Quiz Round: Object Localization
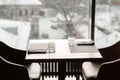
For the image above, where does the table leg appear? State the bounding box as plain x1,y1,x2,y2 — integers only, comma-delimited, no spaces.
58,62,66,80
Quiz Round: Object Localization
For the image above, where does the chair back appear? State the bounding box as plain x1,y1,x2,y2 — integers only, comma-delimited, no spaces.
99,41,120,61
0,41,26,65
97,59,120,80
0,56,30,80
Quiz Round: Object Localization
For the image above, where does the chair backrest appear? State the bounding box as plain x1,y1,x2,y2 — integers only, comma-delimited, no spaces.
97,59,120,80
0,56,30,80
99,40,120,61
0,41,26,65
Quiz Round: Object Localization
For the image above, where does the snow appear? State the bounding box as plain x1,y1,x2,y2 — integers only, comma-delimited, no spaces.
77,24,89,39
95,31,120,48
0,19,31,50
95,12,111,28
0,0,42,5
56,13,70,21
0,27,18,47
39,18,66,39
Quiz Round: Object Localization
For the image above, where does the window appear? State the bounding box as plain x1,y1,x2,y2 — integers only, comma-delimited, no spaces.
25,10,28,16
95,0,120,48
19,10,22,16
31,10,34,15
0,0,96,49
31,0,94,40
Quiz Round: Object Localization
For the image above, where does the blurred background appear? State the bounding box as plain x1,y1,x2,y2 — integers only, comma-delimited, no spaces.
0,0,120,50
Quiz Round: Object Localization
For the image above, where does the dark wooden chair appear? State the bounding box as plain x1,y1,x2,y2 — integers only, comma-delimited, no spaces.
0,41,26,65
99,40,120,62
0,56,30,80
82,40,120,80
0,41,41,80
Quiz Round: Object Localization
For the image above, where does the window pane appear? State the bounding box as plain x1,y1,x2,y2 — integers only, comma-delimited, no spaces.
95,0,120,48
0,5,31,50
31,0,92,39
0,0,93,49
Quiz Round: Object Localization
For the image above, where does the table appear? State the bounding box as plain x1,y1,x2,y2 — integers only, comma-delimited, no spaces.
26,39,102,80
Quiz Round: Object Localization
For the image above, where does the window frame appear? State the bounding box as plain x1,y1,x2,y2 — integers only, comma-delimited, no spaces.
75,0,96,44
91,0,96,41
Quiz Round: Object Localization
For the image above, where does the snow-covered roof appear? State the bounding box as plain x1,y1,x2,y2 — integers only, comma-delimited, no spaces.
0,0,43,5
0,19,31,50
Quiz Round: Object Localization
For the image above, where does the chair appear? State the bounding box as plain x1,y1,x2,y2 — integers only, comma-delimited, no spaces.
97,59,120,80
0,41,41,80
82,40,120,80
0,56,30,80
82,58,120,80
0,41,26,65
99,40,120,62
